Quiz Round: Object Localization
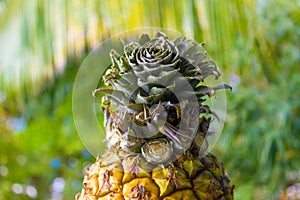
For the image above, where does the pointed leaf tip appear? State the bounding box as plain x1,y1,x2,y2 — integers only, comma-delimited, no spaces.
138,34,151,45
155,31,167,38
92,88,101,97
92,88,114,97
119,38,127,46
213,84,232,91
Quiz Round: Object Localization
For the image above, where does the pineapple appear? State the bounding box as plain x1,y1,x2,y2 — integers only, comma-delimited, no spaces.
76,32,234,200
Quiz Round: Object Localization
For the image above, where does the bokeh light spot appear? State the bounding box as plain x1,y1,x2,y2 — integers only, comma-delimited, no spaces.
12,183,23,194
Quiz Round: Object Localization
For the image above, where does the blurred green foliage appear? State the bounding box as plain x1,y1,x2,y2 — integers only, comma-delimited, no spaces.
0,0,299,199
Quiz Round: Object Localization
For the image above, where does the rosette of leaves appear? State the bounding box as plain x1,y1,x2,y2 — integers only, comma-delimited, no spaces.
99,32,230,157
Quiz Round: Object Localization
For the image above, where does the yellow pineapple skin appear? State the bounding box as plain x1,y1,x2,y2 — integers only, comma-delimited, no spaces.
76,152,234,200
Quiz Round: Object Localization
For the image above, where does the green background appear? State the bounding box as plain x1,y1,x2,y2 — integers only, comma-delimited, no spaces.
0,0,299,199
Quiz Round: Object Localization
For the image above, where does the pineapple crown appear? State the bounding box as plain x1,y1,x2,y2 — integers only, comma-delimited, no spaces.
94,31,231,165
